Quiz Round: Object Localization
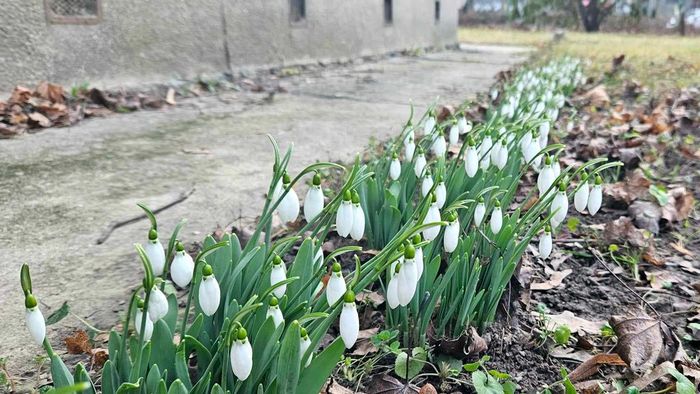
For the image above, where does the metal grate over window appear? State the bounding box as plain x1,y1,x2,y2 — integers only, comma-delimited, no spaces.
45,0,102,24
290,0,306,23
384,0,393,25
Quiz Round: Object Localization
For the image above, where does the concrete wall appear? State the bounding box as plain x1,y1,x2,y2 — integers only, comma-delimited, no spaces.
0,0,459,90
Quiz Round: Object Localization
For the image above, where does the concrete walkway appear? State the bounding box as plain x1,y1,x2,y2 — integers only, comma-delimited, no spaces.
0,44,526,387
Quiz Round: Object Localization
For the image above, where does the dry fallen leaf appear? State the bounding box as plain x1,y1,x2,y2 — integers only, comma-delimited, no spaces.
367,374,418,394
568,353,627,382
583,85,611,108
65,330,92,354
537,311,606,335
604,169,650,205
467,326,488,355
660,187,695,223
530,268,572,291
325,378,355,394
356,291,385,306
603,216,650,248
165,88,176,105
91,347,109,368
611,314,677,372
418,383,438,394
351,327,379,356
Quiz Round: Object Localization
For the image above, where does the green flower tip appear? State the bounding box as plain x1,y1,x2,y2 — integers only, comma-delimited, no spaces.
398,243,405,253
412,233,421,245
430,193,437,204
136,298,145,309
343,190,352,201
391,152,398,159
436,175,443,183
494,199,501,208
312,173,321,186
467,136,476,146
545,224,552,233
447,210,458,222
176,241,185,252
343,290,356,303
404,244,416,259
351,190,360,204
394,262,402,274
300,327,308,338
273,255,283,266
558,182,567,192
237,327,248,341
202,263,213,277
283,172,291,185
581,171,589,181
595,175,603,185
269,296,279,307
544,155,552,166
148,228,158,241
25,294,37,309
501,139,507,146
417,146,424,154
332,262,342,273
478,196,485,203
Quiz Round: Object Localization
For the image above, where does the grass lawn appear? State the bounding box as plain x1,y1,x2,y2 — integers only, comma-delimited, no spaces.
459,27,700,90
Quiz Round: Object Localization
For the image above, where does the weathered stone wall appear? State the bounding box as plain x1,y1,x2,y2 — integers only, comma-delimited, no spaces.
0,0,458,90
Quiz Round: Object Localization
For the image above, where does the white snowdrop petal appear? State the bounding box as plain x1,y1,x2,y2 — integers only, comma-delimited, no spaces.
474,203,486,227
387,274,400,309
230,340,253,381
436,182,446,209
551,191,569,228
350,204,365,241
134,310,153,341
539,232,553,259
389,159,401,181
278,187,300,223
414,155,427,177
431,135,446,157
326,274,346,305
304,186,324,222
336,201,354,237
414,247,424,279
465,148,478,177
198,276,221,316
490,208,502,234
537,167,554,197
26,308,46,346
148,287,169,322
449,125,459,145
300,336,312,367
421,176,434,197
422,204,441,241
171,251,194,288
145,239,166,277
444,220,460,253
340,303,359,349
270,264,287,298
405,141,415,160
574,183,590,213
267,306,284,327
458,117,467,133
423,117,436,134
397,258,418,306
588,185,602,215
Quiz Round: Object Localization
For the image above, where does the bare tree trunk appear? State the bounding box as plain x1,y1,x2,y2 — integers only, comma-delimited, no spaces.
577,0,615,32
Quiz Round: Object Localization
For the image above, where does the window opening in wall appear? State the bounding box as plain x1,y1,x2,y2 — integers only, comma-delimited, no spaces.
384,0,393,25
290,0,306,23
45,0,102,24
434,1,441,22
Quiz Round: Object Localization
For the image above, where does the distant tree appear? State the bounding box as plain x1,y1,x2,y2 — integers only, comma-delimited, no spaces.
576,0,617,31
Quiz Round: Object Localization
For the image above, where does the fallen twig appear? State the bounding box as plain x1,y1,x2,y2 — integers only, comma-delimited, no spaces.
96,186,195,244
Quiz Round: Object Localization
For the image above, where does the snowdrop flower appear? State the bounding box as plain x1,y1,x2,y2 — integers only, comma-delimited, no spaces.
304,173,324,222
412,234,424,279
435,176,446,208
538,122,550,149
278,173,299,223
230,327,253,381
145,229,166,276
474,197,486,227
490,200,503,235
423,113,436,134
270,255,287,298
171,242,194,288
537,156,556,197
326,262,346,305
421,171,434,197
494,139,508,170
552,158,561,178
350,191,365,241
431,131,446,157
538,225,553,259
389,244,404,276
404,136,416,160
491,89,499,101
551,182,569,228
389,152,401,181
271,177,283,203
587,175,603,216
414,147,427,177
24,294,46,346
300,327,313,367
464,137,479,177
443,211,460,253
313,238,324,269
340,291,359,349
397,244,418,306
134,299,153,341
386,263,400,310
148,286,169,322
422,193,442,241
460,117,473,134
266,296,284,327
480,135,493,170
336,190,354,238
198,264,220,316
574,173,590,213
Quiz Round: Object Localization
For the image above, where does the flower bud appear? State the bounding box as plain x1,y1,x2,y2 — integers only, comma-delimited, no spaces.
266,296,284,327
444,213,460,253
300,327,312,367
539,225,553,259
270,255,287,298
326,262,346,305
148,286,169,322
339,292,359,349
574,175,590,213
171,244,194,288
422,196,441,241
389,155,401,181
474,198,486,227
134,305,153,341
588,175,603,215
230,328,253,381
435,180,446,209
25,294,46,346
145,231,166,277
336,194,354,238
278,178,300,223
414,151,427,178
304,174,324,222
490,203,503,235
199,265,221,316
449,124,459,145
421,172,434,197
350,193,365,241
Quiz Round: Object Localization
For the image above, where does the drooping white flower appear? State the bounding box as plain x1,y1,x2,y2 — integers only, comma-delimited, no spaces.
350,191,365,241
538,226,553,259
134,304,153,341
431,132,446,157
421,172,434,197
230,328,253,381
145,229,166,276
389,153,401,181
435,179,446,209
464,138,479,177
480,135,493,170
339,291,359,348
449,124,459,145
266,297,284,327
551,182,569,228
413,234,424,279
474,198,486,227
24,295,45,346
574,175,590,213
336,191,354,237
171,242,194,288
304,173,324,222
148,286,169,322
198,264,221,316
414,149,427,177
491,89,499,101
537,156,556,197
271,178,283,203
422,194,442,241
404,137,416,160
538,123,550,149
588,175,603,216
552,159,561,178
443,212,460,253
300,328,313,367
278,174,300,223
495,139,508,170
314,241,324,268
423,115,436,135
326,262,346,305
397,245,418,306
457,116,467,134
386,266,400,310
490,202,503,234
270,255,287,298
